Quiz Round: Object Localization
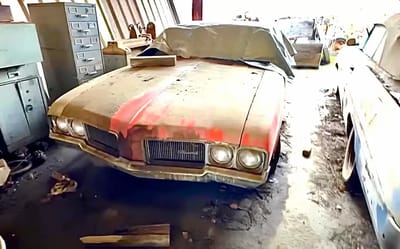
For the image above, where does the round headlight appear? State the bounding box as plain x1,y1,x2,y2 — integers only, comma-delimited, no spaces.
55,117,69,132
238,149,263,169
210,145,233,165
71,120,85,136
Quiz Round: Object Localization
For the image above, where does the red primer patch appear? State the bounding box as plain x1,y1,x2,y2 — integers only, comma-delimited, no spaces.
110,87,166,138
206,128,224,141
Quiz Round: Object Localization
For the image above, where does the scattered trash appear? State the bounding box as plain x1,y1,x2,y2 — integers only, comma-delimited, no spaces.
302,148,312,158
49,171,78,196
335,204,343,212
268,177,278,184
41,172,78,202
81,224,170,247
0,159,11,187
211,218,217,224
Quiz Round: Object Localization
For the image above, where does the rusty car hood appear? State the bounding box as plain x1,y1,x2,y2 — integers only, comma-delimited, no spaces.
49,59,268,145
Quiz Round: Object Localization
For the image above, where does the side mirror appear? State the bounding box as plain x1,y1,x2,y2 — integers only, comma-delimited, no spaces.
346,38,357,46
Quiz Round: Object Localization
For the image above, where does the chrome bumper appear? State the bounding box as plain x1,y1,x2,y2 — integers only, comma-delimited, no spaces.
50,132,268,188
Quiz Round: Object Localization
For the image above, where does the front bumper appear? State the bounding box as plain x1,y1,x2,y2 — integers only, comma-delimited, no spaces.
50,132,268,188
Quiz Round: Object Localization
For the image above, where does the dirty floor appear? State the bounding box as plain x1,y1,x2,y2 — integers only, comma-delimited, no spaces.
0,65,379,249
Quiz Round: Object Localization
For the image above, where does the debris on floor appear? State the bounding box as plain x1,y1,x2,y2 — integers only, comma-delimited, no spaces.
80,224,170,247
49,171,78,196
0,159,10,187
41,171,78,202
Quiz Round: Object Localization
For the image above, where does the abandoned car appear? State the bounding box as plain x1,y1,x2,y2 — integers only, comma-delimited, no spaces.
336,13,400,248
275,16,329,68
48,23,295,188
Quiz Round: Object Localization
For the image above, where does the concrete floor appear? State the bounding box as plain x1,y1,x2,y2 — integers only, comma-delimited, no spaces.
0,66,379,249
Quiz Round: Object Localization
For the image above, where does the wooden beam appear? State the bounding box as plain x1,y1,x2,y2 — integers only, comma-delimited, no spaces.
166,0,180,24
130,55,176,67
97,0,116,40
106,0,128,39
117,0,134,27
149,0,164,28
126,0,144,25
17,0,30,22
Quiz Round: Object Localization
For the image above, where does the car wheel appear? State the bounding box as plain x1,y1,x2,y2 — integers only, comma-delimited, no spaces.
342,129,361,190
268,136,281,176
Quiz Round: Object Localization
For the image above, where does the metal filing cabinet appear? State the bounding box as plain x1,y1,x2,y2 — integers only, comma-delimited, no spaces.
0,23,48,154
28,2,104,103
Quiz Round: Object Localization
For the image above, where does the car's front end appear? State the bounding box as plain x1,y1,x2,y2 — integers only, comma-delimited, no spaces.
49,116,271,188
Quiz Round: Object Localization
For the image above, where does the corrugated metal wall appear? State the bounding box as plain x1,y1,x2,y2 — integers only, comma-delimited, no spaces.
1,0,178,47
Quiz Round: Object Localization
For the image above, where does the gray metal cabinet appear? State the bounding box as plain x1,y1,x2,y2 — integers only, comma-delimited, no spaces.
0,74,48,153
0,23,48,154
28,2,104,103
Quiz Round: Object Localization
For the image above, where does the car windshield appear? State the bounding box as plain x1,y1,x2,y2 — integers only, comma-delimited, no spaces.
141,23,295,77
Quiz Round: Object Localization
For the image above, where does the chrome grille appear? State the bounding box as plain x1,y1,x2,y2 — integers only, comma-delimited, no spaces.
146,140,205,168
86,125,119,157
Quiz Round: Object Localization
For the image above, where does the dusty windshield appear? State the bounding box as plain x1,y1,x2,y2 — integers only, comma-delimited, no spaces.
143,23,295,77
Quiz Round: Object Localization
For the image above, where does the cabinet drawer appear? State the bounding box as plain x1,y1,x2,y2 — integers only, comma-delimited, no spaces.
77,63,103,82
72,36,101,51
66,5,97,21
75,50,103,67
69,21,98,37
0,64,38,84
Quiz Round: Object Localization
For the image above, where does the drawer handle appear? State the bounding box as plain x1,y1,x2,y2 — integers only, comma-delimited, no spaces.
81,44,93,48
83,57,95,62
76,14,89,18
7,71,19,78
86,71,98,76
78,29,91,33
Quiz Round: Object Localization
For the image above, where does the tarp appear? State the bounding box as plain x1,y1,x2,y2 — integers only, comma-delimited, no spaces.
142,23,296,77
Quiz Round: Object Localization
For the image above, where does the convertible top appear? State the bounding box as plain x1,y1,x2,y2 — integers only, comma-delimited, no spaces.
142,23,295,77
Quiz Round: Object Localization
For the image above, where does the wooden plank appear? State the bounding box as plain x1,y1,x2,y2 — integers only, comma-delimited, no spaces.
117,37,151,49
80,234,169,247
130,55,176,67
116,224,170,235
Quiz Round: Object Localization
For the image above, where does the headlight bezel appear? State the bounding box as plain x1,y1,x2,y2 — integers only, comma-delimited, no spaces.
71,120,86,137
236,148,266,171
209,144,234,166
51,116,86,137
55,117,69,133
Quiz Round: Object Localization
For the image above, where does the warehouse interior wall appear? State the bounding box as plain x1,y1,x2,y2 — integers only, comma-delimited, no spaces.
1,0,179,47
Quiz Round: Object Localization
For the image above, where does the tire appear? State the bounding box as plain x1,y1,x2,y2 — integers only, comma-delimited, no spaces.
342,129,361,190
268,136,281,176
